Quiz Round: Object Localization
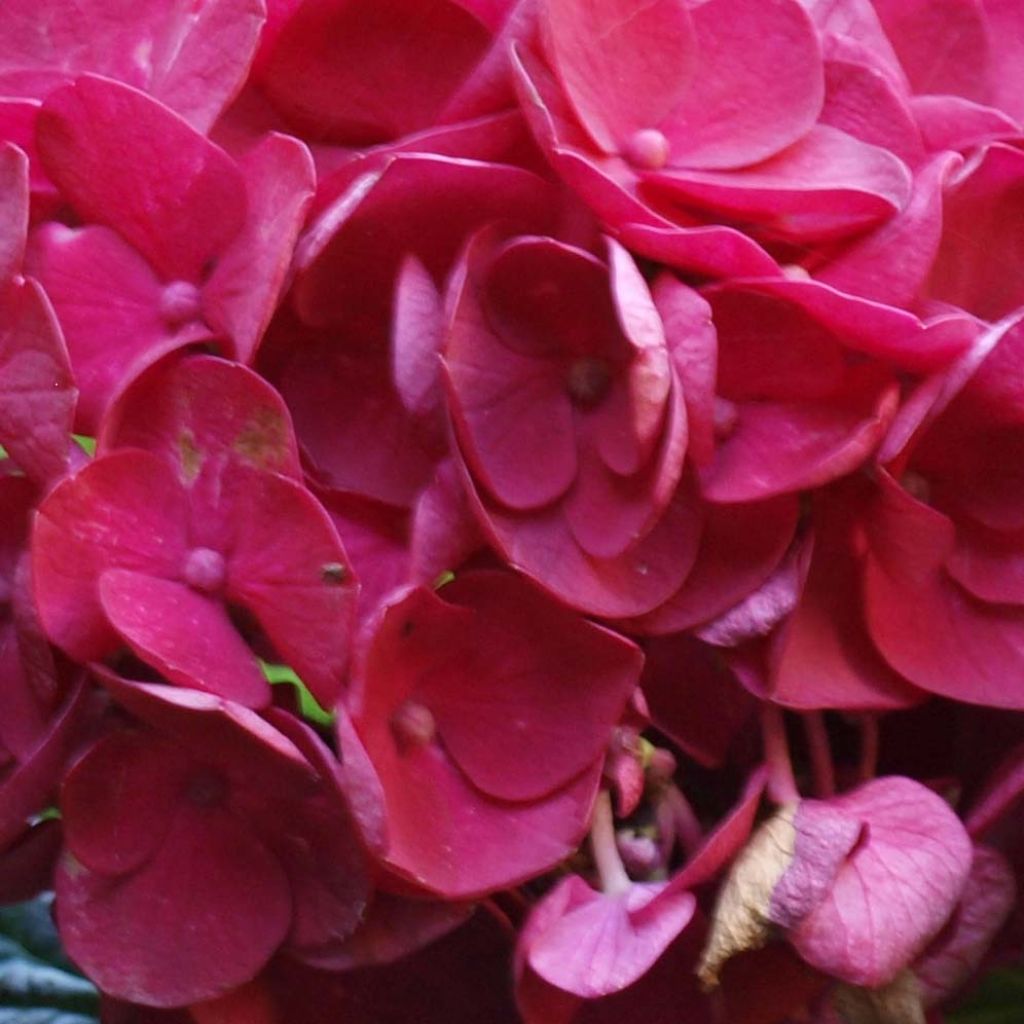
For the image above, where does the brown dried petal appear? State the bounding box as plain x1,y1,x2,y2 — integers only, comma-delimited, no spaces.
697,803,796,988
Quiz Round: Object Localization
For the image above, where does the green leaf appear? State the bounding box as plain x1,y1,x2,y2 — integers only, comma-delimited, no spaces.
949,967,1024,1024
0,895,99,1022
259,660,336,727
71,436,95,458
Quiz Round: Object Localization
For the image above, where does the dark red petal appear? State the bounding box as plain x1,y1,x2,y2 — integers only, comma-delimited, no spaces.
57,807,291,1007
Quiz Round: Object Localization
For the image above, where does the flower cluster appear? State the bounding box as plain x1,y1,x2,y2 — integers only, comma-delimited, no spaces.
2,0,1024,1021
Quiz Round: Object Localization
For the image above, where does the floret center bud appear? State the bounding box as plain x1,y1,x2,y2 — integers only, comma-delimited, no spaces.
567,357,612,408
391,700,437,751
160,280,203,328
625,128,670,170
184,547,227,594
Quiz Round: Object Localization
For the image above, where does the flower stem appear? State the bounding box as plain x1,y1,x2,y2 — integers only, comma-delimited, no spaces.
803,712,835,797
590,790,632,896
761,703,800,804
858,714,879,782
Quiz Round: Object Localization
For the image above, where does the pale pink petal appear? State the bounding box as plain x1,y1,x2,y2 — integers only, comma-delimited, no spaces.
0,143,28,280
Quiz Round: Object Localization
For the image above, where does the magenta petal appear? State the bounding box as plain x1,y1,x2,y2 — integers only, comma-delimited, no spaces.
872,0,990,102
648,125,911,244
864,473,1024,708
392,255,445,418
788,776,973,987
295,154,556,329
915,845,1016,1007
702,373,898,503
0,678,90,850
202,133,315,365
381,743,601,899
61,731,183,876
911,95,1019,153
259,0,491,144
527,876,697,998
26,223,191,433
675,766,767,889
446,283,577,510
37,75,246,281
543,0,696,153
0,142,28,279
225,467,357,709
57,806,291,1007
659,0,822,170
481,473,703,618
145,0,266,132
636,496,798,635
0,276,75,483
770,801,863,929
927,143,1024,321
100,353,301,482
99,571,269,707
640,636,756,770
409,457,483,584
818,152,961,312
32,451,190,662
654,275,717,467
420,573,641,801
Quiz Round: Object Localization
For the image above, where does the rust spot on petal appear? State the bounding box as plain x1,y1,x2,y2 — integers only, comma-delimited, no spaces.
234,408,290,469
179,429,203,484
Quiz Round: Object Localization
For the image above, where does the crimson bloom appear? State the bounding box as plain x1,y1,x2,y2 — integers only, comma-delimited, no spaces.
32,356,356,708
351,571,642,897
57,672,372,1007
28,74,314,430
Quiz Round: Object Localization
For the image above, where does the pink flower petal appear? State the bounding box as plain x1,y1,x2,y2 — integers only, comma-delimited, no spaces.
817,152,963,314
57,805,292,1007
702,370,898,502
100,353,301,482
479,472,703,618
927,142,1024,321
259,0,491,143
771,483,923,710
392,255,445,419
37,75,246,281
872,0,991,102
864,472,1024,708
915,845,1016,1006
527,875,697,998
0,276,75,483
224,466,357,709
647,124,911,244
61,731,184,876
32,450,190,662
640,636,757,770
542,0,696,154
637,495,799,635
658,0,823,170
202,133,315,365
0,142,28,280
98,570,269,707
787,776,973,987
27,223,199,433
